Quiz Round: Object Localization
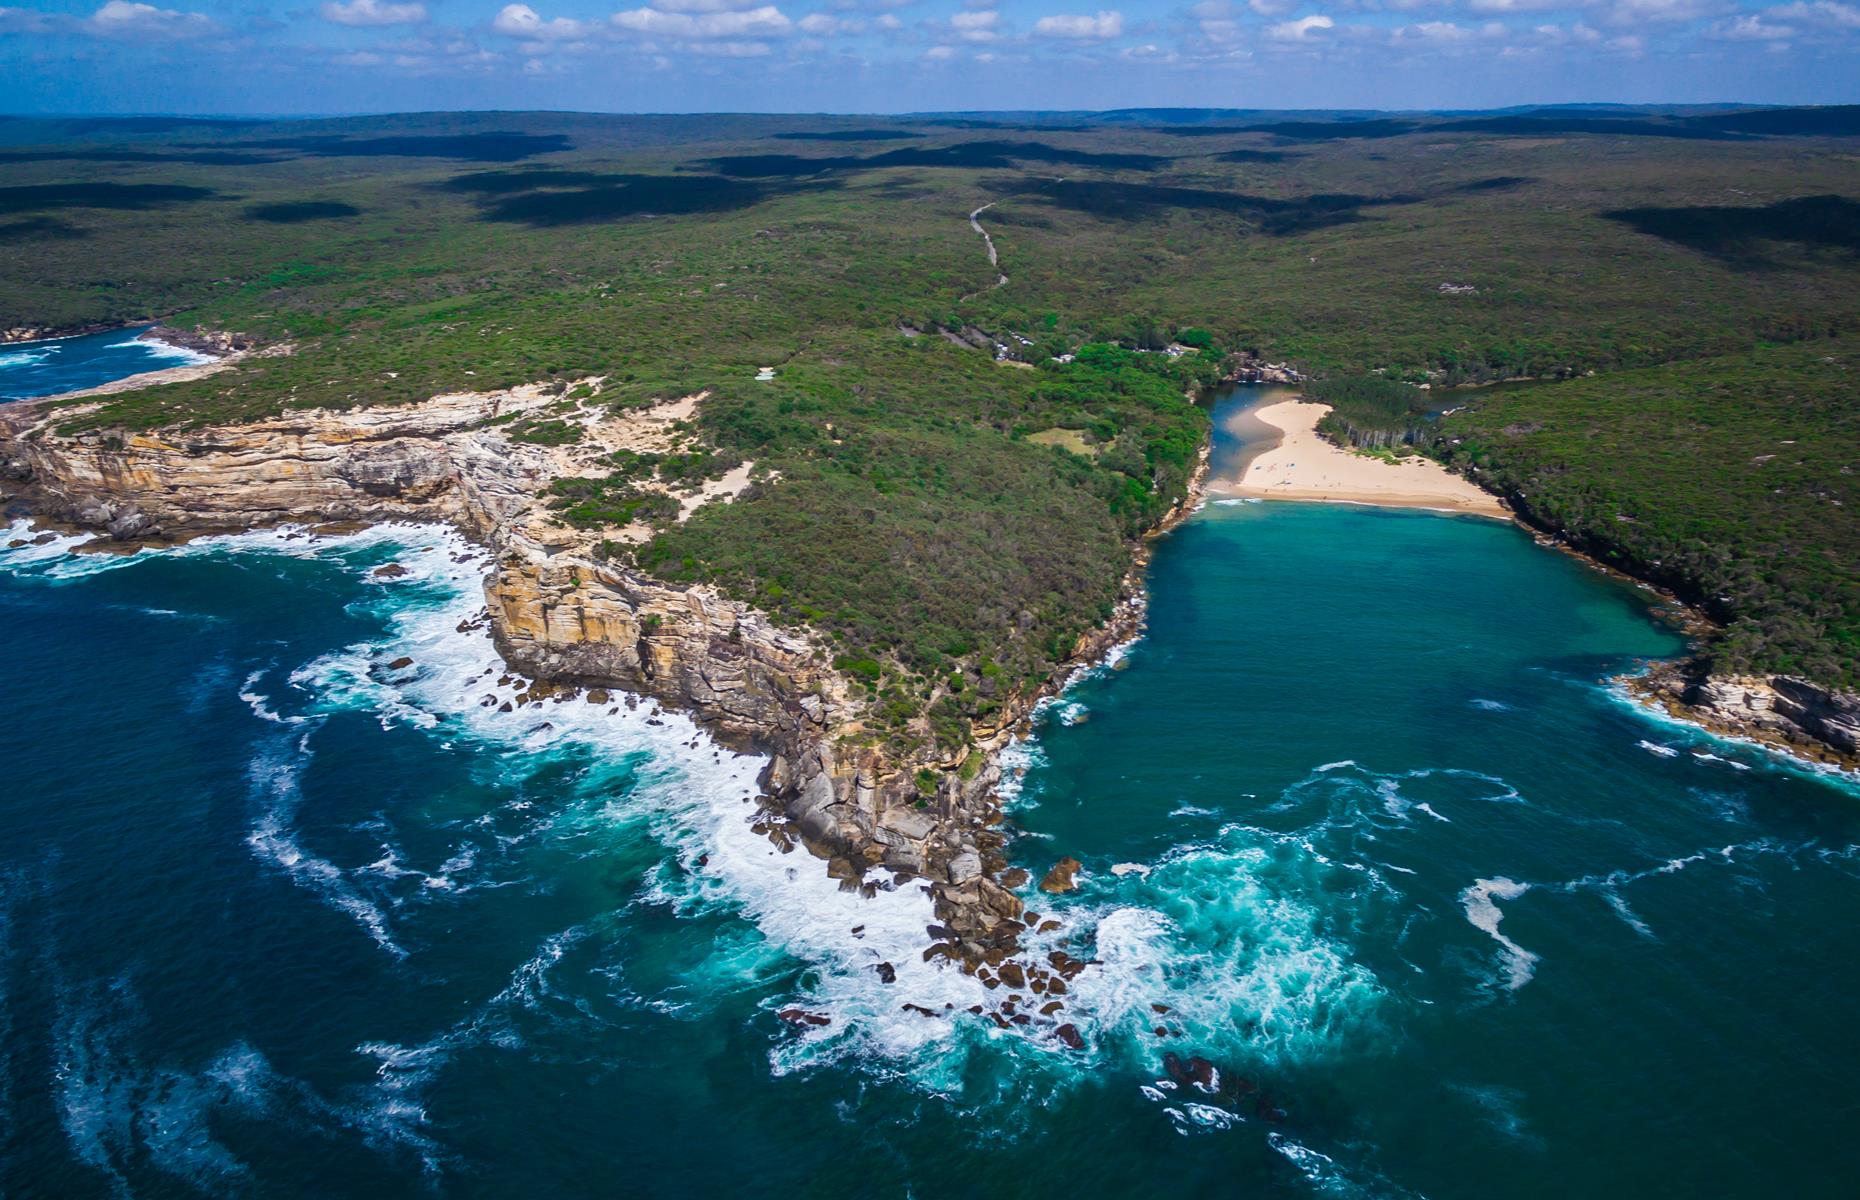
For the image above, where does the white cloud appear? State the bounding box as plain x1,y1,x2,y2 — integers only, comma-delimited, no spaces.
656,0,773,11
1466,0,1585,12
1603,0,1721,23
684,37,775,51
798,10,863,31
924,41,955,55
1265,12,1333,38
320,0,426,26
1032,9,1124,37
492,4,596,38
950,7,1000,39
1767,0,1860,26
1710,11,1793,34
1531,19,1603,40
84,1,218,38
876,12,900,26
1399,18,1477,38
611,4,793,36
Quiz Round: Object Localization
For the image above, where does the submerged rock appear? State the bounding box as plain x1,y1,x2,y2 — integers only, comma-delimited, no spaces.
777,1008,831,1028
1039,856,1083,894
1055,1023,1085,1050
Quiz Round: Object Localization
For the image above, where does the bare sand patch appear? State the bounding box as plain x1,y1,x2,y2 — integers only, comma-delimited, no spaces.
1218,399,1508,519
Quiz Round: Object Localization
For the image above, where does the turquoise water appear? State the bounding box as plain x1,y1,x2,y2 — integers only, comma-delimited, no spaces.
0,327,212,400
1,385,1857,1198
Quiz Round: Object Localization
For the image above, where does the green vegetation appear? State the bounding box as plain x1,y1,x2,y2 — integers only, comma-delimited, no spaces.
2,106,1856,701
1304,376,1436,450
546,477,681,530
1442,342,1858,686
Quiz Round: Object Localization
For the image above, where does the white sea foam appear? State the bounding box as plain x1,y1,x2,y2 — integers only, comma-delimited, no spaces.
177,524,1006,1082
1604,678,1859,792
52,973,443,1187
1459,877,1539,992
1469,698,1513,712
1050,835,1390,1072
108,335,215,366
0,347,53,368
245,732,407,959
1637,739,1680,759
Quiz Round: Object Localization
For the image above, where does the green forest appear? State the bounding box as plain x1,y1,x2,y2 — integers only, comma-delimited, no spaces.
1,106,1855,698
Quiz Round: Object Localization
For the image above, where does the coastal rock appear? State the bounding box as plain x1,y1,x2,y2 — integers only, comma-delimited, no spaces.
777,1008,831,1028
1632,665,1860,768
1039,857,1083,894
0,373,1173,979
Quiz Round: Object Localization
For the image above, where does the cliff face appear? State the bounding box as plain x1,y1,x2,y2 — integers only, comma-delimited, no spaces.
1632,666,1860,771
0,384,1033,959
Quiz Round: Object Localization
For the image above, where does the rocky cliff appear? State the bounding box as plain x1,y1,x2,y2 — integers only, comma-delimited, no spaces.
1630,664,1860,771
0,382,1044,964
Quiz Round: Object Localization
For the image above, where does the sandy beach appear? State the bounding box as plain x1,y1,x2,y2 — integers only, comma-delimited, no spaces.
1218,398,1509,519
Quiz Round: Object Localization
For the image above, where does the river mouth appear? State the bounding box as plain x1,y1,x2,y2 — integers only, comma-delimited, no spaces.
1203,383,1300,485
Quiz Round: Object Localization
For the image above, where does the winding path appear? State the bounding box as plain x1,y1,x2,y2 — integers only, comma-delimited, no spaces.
962,202,1009,300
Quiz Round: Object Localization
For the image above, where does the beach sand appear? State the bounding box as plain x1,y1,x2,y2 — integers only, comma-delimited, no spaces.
1218,398,1509,519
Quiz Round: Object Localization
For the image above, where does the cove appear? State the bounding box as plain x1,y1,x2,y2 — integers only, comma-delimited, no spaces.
0,326,213,401
0,386,1856,1198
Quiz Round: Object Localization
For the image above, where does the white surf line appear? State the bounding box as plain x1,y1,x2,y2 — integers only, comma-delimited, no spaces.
962,203,1009,299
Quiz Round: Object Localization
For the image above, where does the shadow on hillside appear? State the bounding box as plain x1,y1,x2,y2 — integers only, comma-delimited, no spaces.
773,130,925,142
228,132,572,162
245,201,361,223
0,216,86,241
1452,176,1534,192
60,117,258,134
1687,106,1860,137
1438,116,1736,140
441,168,810,225
0,148,284,166
997,177,1408,233
1214,149,1300,163
704,140,1171,177
0,182,218,214
1247,120,1418,141
1603,195,1860,261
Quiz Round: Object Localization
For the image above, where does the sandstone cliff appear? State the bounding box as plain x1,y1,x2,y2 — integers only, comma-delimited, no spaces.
0,382,1037,961
1630,665,1860,772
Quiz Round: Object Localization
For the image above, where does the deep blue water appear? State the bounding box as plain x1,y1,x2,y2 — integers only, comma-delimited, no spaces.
0,327,212,400
1,382,1857,1198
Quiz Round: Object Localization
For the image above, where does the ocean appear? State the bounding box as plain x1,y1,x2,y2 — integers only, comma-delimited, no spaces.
0,328,213,401
2,373,1857,1198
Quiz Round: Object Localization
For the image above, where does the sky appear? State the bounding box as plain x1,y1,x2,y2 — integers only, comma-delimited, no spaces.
0,0,1856,115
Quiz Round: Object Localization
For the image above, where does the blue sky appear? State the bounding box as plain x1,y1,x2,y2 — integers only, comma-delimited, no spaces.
1,0,1856,114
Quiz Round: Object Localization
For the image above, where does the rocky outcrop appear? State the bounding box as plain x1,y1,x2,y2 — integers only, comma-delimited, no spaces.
1221,352,1305,385
0,381,1070,966
1629,664,1860,771
0,385,559,539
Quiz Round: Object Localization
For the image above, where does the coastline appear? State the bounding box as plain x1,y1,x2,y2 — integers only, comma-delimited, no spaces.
1218,398,1510,519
